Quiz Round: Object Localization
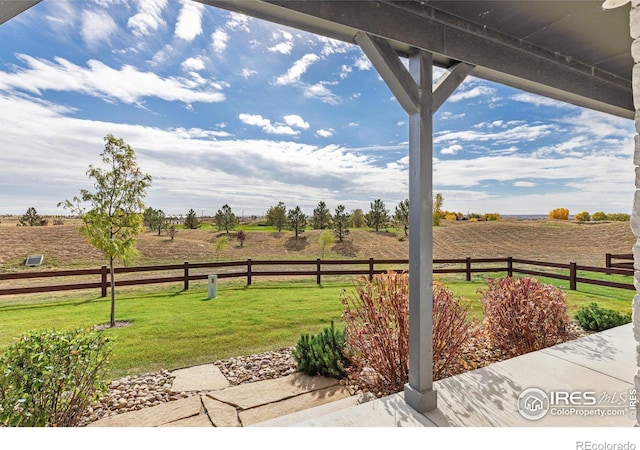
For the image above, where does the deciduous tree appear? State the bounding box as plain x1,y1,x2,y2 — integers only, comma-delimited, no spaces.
350,208,365,228
266,201,287,232
59,134,151,328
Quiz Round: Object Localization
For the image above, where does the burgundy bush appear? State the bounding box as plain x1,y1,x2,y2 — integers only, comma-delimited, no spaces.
479,276,571,357
341,272,475,394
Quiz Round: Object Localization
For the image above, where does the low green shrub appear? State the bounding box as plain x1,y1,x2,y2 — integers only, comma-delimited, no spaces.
575,303,632,332
293,321,348,379
480,277,571,357
0,328,111,427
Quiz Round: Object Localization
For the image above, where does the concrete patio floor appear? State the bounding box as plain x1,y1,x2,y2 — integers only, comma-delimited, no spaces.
257,324,637,427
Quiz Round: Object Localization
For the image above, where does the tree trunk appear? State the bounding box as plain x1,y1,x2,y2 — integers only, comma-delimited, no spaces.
109,255,116,327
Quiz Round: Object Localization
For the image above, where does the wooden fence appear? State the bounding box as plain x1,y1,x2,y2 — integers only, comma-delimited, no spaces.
0,256,635,297
605,253,634,271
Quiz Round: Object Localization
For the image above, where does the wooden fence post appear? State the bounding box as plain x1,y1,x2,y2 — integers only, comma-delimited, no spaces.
570,262,577,290
183,261,189,291
247,258,252,286
507,257,513,278
465,257,471,282
369,257,374,281
605,253,612,275
101,265,108,297
316,258,321,285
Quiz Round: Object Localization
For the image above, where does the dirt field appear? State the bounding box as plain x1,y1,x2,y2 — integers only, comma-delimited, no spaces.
0,218,635,272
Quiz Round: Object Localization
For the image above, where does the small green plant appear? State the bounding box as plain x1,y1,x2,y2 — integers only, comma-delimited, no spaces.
480,277,571,357
575,303,632,332
0,328,111,427
293,321,348,379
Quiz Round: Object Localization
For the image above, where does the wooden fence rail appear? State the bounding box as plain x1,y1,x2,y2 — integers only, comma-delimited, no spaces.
605,253,634,271
0,256,635,297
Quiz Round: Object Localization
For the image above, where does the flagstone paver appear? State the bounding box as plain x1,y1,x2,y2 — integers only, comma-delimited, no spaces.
88,395,203,427
238,385,351,426
202,396,241,427
208,373,339,409
171,364,229,392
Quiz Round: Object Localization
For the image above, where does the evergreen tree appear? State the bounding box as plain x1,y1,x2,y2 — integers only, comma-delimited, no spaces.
287,206,307,239
215,204,239,234
365,199,389,231
266,201,287,232
393,199,409,236
19,207,44,226
333,204,350,242
184,209,200,229
311,201,332,229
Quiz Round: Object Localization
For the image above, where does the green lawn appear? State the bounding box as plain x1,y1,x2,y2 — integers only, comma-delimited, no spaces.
0,274,633,380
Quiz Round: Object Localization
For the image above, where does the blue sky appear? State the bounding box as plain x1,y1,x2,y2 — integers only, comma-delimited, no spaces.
0,0,636,217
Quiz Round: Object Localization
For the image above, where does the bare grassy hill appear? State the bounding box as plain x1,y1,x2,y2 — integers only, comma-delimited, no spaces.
0,218,634,271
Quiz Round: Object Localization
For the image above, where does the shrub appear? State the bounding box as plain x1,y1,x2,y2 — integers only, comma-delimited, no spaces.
574,303,632,332
479,277,571,357
341,272,475,394
444,213,458,221
482,213,502,221
574,211,590,222
548,208,569,220
592,211,607,221
0,328,111,427
607,213,630,221
432,282,477,380
293,321,348,379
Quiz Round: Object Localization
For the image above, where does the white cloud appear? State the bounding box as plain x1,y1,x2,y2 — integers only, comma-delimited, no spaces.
449,85,496,102
81,9,117,46
304,82,340,105
174,0,204,42
268,30,294,54
211,28,228,53
354,55,372,71
513,181,536,187
275,54,320,85
435,123,557,145
284,115,310,129
317,36,353,56
512,92,575,109
241,68,258,78
268,41,294,55
316,128,334,138
0,54,225,105
339,64,352,79
180,57,205,72
128,0,167,36
225,12,250,32
441,144,463,155
238,113,299,135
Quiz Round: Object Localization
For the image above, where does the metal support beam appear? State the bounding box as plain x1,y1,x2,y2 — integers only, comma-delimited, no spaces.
403,49,437,413
355,32,419,114
433,62,475,113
